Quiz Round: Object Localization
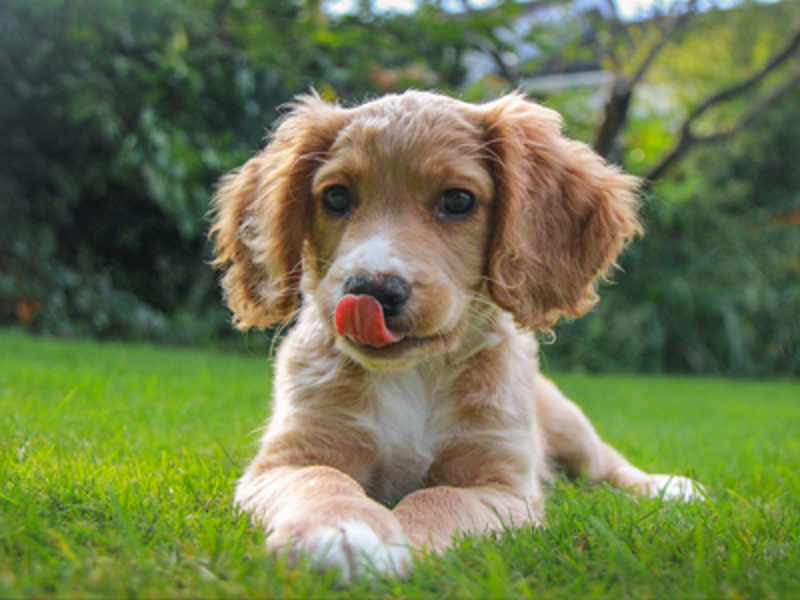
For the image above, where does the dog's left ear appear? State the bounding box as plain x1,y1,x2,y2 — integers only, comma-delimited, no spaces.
479,94,642,330
211,95,350,329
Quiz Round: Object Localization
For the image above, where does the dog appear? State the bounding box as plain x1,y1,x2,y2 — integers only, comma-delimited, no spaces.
211,91,703,579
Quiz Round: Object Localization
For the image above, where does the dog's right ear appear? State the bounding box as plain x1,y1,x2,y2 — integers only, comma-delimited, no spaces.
211,95,350,329
479,94,641,330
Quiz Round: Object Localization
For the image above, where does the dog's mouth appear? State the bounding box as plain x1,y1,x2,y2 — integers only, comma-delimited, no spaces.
332,293,460,366
333,294,445,356
334,295,404,349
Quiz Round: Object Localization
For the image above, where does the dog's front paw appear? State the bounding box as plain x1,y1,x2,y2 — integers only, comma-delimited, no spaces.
646,474,706,502
269,518,412,580
303,520,412,580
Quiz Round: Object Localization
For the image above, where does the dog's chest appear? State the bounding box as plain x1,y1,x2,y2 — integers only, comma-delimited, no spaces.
365,369,451,501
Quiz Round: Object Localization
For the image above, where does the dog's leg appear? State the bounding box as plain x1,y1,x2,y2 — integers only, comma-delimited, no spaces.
535,374,704,501
392,484,540,553
236,465,412,579
391,430,543,552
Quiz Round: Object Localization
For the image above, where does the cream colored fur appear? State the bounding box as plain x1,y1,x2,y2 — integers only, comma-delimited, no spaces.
212,91,703,579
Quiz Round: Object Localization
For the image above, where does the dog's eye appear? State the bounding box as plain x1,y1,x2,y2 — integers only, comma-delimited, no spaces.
438,189,476,218
321,185,352,216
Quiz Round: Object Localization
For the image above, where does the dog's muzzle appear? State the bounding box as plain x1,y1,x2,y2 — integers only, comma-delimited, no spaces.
334,273,410,348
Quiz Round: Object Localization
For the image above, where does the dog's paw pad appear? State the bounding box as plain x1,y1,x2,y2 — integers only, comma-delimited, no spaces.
304,520,412,580
649,474,706,502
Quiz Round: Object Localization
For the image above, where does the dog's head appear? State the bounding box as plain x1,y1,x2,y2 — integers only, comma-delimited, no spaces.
212,91,641,369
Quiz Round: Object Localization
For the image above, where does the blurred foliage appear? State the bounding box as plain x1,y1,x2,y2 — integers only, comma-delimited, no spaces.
538,1,800,376
0,0,281,342
621,1,800,174
0,0,797,374
545,84,800,376
0,0,467,344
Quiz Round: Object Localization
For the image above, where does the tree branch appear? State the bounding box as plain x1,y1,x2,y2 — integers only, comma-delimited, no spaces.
700,67,800,144
645,66,800,181
593,0,697,157
600,0,628,70
681,27,800,133
645,28,800,182
460,0,521,87
630,1,696,88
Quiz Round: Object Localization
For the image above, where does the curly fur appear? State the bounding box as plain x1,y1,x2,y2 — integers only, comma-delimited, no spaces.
211,91,701,579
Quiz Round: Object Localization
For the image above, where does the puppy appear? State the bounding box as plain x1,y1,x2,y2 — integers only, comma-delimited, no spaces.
211,91,702,579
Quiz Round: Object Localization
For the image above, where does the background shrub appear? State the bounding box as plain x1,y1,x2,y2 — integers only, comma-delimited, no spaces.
1,0,797,375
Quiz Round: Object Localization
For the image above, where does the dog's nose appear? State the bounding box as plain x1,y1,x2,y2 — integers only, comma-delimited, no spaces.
343,273,411,317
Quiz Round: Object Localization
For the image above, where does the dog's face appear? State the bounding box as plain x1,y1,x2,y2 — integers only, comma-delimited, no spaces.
212,92,641,370
307,95,496,367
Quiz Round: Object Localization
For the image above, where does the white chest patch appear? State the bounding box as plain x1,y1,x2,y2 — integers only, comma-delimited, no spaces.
366,367,452,500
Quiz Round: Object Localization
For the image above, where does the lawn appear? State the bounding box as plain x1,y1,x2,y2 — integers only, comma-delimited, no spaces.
1,330,798,598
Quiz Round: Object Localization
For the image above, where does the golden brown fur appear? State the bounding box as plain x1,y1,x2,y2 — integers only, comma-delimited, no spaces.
211,91,702,579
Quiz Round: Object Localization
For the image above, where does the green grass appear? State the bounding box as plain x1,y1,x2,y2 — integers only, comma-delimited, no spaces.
1,330,798,598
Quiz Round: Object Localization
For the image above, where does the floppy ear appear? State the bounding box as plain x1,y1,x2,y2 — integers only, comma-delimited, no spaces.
481,94,642,330
211,95,350,329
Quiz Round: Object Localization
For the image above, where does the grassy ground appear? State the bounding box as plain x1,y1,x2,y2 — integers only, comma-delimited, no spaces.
0,330,798,598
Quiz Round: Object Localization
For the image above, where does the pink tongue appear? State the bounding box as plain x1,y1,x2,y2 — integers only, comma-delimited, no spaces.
334,295,403,348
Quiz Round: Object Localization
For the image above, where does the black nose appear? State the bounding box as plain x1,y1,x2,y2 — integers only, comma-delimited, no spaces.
343,273,411,317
